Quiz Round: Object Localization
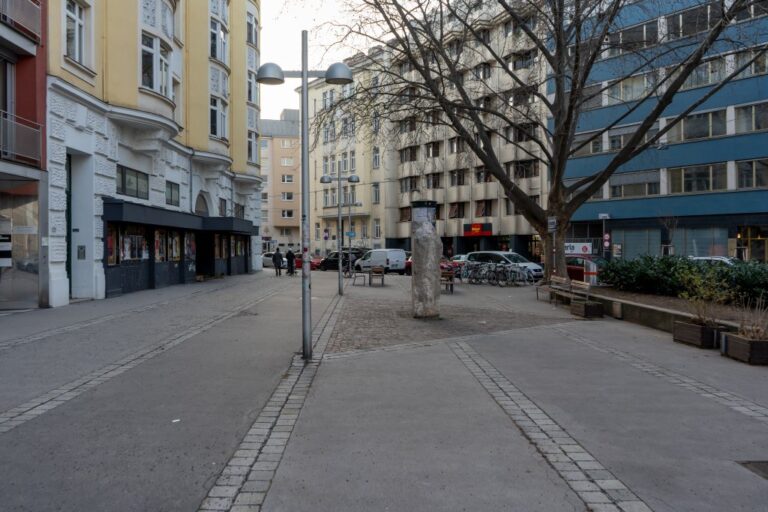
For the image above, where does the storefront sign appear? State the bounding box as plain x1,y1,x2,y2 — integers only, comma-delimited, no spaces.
613,243,623,258
463,223,493,237
565,242,592,255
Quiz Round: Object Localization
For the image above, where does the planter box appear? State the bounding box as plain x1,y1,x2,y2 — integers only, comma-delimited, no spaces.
724,334,768,365
673,321,717,349
571,300,603,318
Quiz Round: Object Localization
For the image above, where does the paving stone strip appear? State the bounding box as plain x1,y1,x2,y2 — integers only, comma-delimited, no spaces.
198,294,344,512
0,277,263,353
0,284,285,435
553,326,768,425
450,341,653,512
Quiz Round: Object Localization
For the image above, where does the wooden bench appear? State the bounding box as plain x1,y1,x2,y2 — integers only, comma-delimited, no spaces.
440,270,455,294
351,269,367,286
535,275,570,303
570,280,592,302
369,266,385,286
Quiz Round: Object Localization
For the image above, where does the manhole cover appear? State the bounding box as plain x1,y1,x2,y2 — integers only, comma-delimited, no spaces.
739,461,768,480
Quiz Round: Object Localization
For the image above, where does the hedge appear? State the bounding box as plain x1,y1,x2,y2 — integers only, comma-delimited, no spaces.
599,256,768,302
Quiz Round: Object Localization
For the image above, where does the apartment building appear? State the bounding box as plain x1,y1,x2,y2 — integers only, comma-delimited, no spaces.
259,109,300,252
308,50,399,257
44,0,263,307
0,0,46,309
565,1,768,262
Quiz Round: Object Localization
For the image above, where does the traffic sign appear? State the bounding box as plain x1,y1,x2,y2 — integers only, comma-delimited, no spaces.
547,216,557,233
346,231,356,238
603,233,610,241
603,241,610,248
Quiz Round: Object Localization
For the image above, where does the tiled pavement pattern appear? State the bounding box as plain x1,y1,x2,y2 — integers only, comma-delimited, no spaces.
198,294,343,512
0,283,284,435
553,326,768,425
450,341,653,512
326,298,564,353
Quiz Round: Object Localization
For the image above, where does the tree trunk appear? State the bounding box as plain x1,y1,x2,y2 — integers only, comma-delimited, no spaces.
540,217,568,281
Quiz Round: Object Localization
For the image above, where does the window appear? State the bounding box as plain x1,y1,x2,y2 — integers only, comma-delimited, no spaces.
605,122,659,151
676,56,726,90
505,199,514,215
399,207,412,222
529,195,540,205
473,63,491,80
512,49,537,70
66,1,86,64
737,159,768,189
165,181,180,206
246,12,258,46
735,101,768,133
735,47,768,79
372,112,380,134
508,86,535,107
282,210,294,218
281,192,294,201
475,168,493,183
504,19,514,36
322,156,329,175
116,166,149,200
372,182,380,204
399,60,413,74
512,123,537,142
361,223,368,239
341,117,355,137
210,19,229,63
315,223,321,240
400,176,419,193
666,4,713,40
734,0,768,20
340,153,348,173
399,146,418,163
282,174,294,183
399,117,417,134
280,139,292,149
426,173,441,189
372,147,381,169
350,150,356,172
515,14,535,35
210,96,228,138
141,35,172,98
475,200,493,217
667,110,726,142
323,189,330,207
330,155,336,174
608,171,661,198
425,142,440,158
605,21,658,57
247,131,258,163
475,29,490,46
374,219,381,238
261,192,269,202
606,72,656,104
668,163,728,194
571,132,603,156
219,198,227,216
281,157,294,167
248,71,258,103
450,169,467,186
234,203,245,219
448,202,466,219
449,137,466,154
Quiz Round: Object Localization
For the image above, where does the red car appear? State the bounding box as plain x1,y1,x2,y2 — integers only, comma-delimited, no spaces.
405,255,453,275
292,254,324,270
566,255,607,282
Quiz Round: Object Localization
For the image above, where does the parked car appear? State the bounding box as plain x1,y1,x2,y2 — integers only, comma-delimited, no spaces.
354,248,407,274
262,252,287,269
465,251,545,280
450,254,468,269
310,255,323,270
566,255,608,282
318,249,365,271
404,254,454,275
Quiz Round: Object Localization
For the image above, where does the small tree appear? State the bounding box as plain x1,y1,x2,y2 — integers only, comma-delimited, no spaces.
315,0,766,277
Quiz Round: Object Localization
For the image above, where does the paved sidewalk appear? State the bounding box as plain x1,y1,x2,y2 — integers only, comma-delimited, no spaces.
213,276,768,512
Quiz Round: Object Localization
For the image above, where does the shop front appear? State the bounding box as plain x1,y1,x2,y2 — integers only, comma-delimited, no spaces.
103,198,256,297
0,176,39,309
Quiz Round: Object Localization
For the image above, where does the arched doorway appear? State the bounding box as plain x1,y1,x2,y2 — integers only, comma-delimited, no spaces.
195,194,209,217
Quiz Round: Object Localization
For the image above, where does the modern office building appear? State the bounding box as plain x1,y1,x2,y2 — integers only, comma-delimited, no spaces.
0,0,46,309
43,0,263,307
259,109,301,252
564,1,768,262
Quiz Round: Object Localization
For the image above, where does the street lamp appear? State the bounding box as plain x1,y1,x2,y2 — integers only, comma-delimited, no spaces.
320,173,360,295
256,32,353,361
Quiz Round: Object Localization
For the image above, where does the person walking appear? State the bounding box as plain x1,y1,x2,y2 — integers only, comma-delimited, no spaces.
286,249,296,276
272,248,283,277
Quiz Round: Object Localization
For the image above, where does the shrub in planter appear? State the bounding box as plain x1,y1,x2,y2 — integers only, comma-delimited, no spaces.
725,296,768,365
674,268,731,349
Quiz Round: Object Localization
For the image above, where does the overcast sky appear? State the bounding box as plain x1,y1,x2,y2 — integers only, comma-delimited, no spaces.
260,0,348,120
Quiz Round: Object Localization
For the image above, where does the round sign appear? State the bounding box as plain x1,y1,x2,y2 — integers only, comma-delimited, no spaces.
603,233,610,241
603,241,610,248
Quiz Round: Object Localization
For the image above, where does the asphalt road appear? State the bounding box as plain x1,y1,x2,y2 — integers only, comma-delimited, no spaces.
0,273,331,512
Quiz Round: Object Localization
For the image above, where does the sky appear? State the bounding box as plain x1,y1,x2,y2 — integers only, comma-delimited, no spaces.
260,0,348,120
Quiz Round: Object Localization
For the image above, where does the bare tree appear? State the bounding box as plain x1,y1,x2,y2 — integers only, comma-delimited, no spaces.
315,0,767,277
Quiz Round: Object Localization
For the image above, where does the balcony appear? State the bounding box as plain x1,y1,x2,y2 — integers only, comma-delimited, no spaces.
0,111,42,168
0,0,41,42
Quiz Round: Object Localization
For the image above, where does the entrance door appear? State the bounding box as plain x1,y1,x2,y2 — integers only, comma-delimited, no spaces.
65,154,72,296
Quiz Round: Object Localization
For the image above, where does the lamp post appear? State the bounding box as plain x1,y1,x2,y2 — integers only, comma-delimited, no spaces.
320,173,359,295
256,32,353,361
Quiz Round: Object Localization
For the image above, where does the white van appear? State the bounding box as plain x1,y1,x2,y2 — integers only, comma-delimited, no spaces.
354,249,407,274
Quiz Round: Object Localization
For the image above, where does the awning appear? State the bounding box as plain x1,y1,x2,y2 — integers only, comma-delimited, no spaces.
103,197,258,235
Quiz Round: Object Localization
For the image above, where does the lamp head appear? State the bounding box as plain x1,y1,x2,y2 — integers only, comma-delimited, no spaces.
319,175,333,184
256,63,285,85
347,174,360,183
325,62,353,85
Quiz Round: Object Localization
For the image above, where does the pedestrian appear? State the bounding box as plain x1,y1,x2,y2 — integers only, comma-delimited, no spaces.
272,248,283,277
286,249,296,276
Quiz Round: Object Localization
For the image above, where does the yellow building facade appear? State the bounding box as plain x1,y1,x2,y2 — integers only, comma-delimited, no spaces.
45,0,263,306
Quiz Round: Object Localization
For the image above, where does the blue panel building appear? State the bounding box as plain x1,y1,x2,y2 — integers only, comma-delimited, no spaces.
562,1,768,262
